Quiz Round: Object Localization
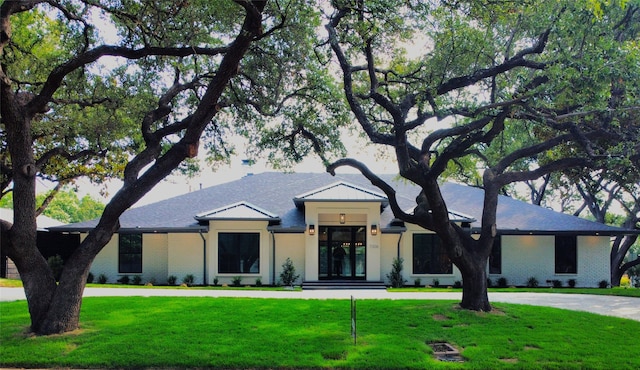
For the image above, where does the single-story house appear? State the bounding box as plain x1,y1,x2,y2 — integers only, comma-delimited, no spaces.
49,172,633,288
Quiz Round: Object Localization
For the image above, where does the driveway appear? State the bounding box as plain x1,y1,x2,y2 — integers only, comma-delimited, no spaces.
1,287,638,321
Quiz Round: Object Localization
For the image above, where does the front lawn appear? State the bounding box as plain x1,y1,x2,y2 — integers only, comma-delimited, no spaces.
1,297,638,369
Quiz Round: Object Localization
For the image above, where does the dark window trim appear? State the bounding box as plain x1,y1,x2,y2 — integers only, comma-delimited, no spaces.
412,233,453,275
489,237,502,275
555,235,577,274
218,232,261,274
118,233,142,274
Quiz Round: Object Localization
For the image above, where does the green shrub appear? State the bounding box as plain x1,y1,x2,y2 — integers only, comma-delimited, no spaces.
279,257,300,287
47,255,64,282
182,274,195,286
414,278,421,287
454,280,463,288
527,276,539,288
117,275,130,284
386,257,406,288
487,278,493,288
87,272,94,284
497,277,508,288
598,280,609,288
232,276,242,287
132,275,142,285
567,279,576,288
213,276,219,286
552,279,562,288
97,274,108,284
432,278,440,287
255,277,262,287
167,275,177,285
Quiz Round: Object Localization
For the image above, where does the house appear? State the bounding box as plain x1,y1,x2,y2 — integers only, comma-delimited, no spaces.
0,208,79,279
49,172,632,288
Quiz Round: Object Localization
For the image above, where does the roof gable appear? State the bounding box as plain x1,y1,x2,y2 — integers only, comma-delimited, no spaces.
293,181,389,208
195,201,279,221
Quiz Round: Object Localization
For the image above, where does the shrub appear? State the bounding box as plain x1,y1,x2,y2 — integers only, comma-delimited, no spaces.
497,277,508,288
255,277,262,287
280,257,300,287
117,275,130,285
232,276,242,287
414,278,422,287
567,279,576,288
526,276,539,288
86,272,94,284
132,275,142,285
486,278,493,288
551,279,562,288
182,274,195,286
620,275,631,287
97,274,108,284
432,278,440,287
454,280,463,288
213,276,219,286
598,280,609,288
386,257,406,288
47,255,64,282
167,275,177,285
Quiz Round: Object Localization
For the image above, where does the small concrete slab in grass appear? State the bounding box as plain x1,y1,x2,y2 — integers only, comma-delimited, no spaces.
429,342,465,362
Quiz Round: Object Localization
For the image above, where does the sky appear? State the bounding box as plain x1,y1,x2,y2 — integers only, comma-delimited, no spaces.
43,134,403,208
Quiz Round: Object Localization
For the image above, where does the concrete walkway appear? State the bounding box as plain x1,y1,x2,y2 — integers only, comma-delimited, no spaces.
1,287,638,322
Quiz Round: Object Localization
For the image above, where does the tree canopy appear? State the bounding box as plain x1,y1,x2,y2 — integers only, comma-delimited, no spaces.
323,0,640,310
1,0,349,335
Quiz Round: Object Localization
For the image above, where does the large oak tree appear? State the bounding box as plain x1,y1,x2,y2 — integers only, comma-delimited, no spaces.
1,0,346,335
323,0,640,310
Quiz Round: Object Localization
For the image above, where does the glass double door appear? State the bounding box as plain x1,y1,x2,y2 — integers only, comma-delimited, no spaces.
319,226,366,280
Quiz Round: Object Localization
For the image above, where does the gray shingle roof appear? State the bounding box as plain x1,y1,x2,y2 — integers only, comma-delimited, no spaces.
50,172,631,235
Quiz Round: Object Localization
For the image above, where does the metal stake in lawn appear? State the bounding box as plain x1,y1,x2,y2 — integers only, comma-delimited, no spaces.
351,295,356,346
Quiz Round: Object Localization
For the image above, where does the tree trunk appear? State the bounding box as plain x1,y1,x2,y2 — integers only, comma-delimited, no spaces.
2,0,265,335
458,254,491,311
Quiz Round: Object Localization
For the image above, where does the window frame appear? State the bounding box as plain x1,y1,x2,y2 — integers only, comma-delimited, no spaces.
489,236,502,275
555,235,577,274
118,233,142,274
412,233,453,275
217,232,261,274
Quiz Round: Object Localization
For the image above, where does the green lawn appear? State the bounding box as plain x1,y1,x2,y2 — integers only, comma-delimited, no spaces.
1,297,639,369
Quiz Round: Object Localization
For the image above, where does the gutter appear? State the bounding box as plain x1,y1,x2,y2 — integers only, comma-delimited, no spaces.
270,230,276,285
199,231,207,285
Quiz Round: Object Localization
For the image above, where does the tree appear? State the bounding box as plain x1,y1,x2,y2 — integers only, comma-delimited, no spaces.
323,0,640,311
0,188,104,223
1,0,346,335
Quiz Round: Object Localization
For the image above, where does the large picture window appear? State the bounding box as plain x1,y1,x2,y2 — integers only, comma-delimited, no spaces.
218,232,260,274
119,234,142,273
489,237,502,275
555,235,577,274
413,234,452,274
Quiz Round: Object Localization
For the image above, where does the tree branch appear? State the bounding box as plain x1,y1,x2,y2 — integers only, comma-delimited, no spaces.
327,158,421,225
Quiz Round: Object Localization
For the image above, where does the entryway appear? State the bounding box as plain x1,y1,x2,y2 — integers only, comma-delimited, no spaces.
318,226,366,280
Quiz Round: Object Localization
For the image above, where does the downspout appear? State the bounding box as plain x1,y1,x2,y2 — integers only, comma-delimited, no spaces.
270,230,276,285
199,231,207,285
397,232,403,259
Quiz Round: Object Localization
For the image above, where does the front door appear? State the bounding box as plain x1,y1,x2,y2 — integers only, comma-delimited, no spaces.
318,226,366,280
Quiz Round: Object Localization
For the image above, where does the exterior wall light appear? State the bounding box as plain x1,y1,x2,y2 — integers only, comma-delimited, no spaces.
339,213,346,224
371,224,378,236
308,224,315,235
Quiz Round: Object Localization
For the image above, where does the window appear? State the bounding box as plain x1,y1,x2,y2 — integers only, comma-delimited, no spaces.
119,234,142,273
489,237,502,274
555,235,577,274
413,234,452,274
218,232,260,273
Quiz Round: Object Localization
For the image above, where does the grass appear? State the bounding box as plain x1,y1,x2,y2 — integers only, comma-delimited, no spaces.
1,297,639,369
391,286,640,297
